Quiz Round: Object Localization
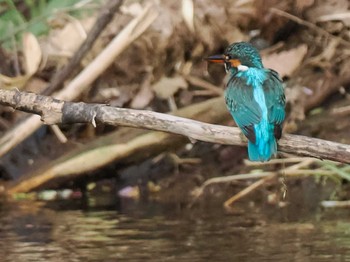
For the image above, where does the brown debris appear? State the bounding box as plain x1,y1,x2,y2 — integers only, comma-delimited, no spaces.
0,0,350,197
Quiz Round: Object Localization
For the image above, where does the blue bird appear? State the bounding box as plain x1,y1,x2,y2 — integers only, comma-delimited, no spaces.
207,42,286,162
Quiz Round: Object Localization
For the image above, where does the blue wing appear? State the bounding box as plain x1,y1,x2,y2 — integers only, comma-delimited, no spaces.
225,76,262,143
263,69,286,139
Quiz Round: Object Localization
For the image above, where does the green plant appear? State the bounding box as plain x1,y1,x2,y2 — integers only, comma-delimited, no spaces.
0,0,99,46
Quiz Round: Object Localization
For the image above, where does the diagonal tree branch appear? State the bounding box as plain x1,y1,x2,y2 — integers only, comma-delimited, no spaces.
42,0,124,95
1,89,349,164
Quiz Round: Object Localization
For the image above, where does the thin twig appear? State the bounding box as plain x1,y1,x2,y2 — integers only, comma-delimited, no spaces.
331,105,350,116
223,173,277,208
10,24,20,76
269,8,350,48
189,171,276,208
42,0,124,95
49,125,68,143
283,158,315,171
201,172,275,187
321,200,350,208
317,13,350,22
193,90,220,96
184,75,224,95
244,157,315,166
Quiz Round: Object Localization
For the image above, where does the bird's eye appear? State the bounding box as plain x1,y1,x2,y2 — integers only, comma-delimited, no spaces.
225,55,231,61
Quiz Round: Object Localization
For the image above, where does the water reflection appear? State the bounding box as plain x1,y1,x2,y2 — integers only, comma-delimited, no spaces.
0,199,350,261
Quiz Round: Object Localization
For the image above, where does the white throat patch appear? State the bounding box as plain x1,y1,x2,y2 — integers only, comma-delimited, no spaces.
237,65,249,71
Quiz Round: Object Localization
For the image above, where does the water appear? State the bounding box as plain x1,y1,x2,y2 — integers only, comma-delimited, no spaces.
0,198,350,262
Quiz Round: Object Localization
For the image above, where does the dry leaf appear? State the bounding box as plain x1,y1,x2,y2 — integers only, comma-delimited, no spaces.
22,32,42,76
43,17,95,57
152,76,188,99
0,32,42,89
262,44,308,77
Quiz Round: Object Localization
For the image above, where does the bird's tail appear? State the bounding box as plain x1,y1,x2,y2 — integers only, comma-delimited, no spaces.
248,138,277,162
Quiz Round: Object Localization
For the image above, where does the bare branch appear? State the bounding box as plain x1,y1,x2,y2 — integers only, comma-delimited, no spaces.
1,89,349,164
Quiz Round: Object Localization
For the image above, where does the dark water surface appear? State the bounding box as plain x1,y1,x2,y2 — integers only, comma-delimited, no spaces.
0,197,350,262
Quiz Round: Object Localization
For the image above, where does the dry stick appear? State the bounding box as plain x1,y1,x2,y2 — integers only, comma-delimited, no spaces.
50,125,68,143
190,171,276,206
184,75,224,95
321,200,350,208
224,158,315,208
284,158,316,171
332,105,350,116
42,0,124,95
270,8,350,48
223,158,317,207
0,5,158,157
223,173,277,208
192,90,219,96
244,157,316,166
194,168,336,207
1,89,350,164
318,13,350,22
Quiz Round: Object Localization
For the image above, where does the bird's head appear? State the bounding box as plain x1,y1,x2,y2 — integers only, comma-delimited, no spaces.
206,42,263,74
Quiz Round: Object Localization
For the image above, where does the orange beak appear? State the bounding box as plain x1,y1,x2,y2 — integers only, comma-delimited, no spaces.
205,55,226,64
206,55,241,67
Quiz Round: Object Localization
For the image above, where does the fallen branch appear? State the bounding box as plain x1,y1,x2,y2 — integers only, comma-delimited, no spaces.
1,89,350,164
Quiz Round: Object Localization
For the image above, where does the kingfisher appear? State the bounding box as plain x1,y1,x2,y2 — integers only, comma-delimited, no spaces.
206,42,285,162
